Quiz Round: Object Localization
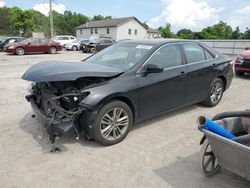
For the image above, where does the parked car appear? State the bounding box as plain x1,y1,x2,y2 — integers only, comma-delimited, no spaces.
22,40,233,145
4,38,62,55
82,38,114,53
0,37,26,52
52,35,77,46
234,47,250,76
64,39,88,51
79,39,90,51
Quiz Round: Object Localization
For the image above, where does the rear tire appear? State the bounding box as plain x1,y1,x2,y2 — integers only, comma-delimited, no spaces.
15,47,24,55
72,45,78,51
90,47,96,53
203,78,224,107
49,47,57,54
94,100,133,146
235,70,244,76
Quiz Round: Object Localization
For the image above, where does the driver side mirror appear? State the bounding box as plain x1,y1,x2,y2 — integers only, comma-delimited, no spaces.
27,42,31,45
145,64,164,74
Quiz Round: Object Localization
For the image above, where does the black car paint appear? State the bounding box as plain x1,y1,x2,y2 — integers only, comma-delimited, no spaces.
22,61,123,82
23,40,233,141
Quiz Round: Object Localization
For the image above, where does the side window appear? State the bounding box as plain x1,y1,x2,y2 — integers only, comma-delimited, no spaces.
147,45,182,69
8,39,16,44
70,37,75,40
183,43,206,64
104,40,111,43
204,49,215,60
40,39,49,44
31,39,40,44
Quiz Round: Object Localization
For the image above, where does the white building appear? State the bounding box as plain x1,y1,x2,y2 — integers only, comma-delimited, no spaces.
75,17,161,41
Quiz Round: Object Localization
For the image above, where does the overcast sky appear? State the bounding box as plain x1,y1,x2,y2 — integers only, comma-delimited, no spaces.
1,0,249,31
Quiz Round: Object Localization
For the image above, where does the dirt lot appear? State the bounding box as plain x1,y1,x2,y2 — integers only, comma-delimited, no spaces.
0,51,250,188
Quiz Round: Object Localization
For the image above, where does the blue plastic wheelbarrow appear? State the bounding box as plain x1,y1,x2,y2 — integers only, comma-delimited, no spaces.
198,110,250,180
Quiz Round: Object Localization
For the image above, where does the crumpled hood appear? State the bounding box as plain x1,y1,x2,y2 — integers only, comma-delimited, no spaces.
22,61,123,82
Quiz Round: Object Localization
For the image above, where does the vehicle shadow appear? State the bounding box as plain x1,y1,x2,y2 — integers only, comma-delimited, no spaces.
19,112,101,153
154,152,250,188
19,103,208,153
132,104,205,131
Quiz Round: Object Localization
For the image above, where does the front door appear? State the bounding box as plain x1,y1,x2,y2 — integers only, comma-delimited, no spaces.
137,44,187,119
25,38,42,53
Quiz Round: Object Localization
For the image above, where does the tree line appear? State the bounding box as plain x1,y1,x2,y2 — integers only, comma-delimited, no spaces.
0,7,111,37
158,22,250,39
0,6,250,39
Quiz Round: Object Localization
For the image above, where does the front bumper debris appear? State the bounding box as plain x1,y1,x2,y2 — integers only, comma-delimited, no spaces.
26,94,81,143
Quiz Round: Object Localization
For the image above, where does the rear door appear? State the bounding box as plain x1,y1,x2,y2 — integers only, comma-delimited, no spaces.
137,44,187,118
40,38,50,52
181,43,217,104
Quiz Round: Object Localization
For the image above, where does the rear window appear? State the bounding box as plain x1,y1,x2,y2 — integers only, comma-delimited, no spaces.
58,37,69,40
182,43,215,64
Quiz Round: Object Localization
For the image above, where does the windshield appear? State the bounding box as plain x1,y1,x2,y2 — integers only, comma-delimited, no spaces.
83,42,153,71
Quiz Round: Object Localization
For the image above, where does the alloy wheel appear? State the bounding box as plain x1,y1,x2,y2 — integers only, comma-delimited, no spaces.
210,82,223,104
100,108,129,141
16,48,24,55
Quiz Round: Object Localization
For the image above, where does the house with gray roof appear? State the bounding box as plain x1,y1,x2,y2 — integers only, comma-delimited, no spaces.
75,17,161,41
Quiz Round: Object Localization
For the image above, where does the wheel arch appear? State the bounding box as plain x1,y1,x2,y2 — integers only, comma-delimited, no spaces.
217,75,226,91
96,95,137,122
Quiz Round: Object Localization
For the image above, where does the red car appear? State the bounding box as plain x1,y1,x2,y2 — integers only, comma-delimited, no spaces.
234,47,250,76
4,38,62,55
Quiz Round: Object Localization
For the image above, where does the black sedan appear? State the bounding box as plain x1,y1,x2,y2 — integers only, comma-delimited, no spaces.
22,40,233,146
0,37,26,52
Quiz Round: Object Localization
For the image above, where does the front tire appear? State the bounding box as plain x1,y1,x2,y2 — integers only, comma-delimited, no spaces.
203,78,224,107
49,47,57,54
15,47,24,55
94,101,133,146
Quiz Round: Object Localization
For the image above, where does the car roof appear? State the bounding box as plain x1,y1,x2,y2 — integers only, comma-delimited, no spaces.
119,39,198,47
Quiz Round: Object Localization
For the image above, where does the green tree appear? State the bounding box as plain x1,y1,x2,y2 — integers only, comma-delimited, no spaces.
158,23,174,38
201,21,233,39
54,11,89,36
92,15,112,21
243,28,250,39
0,7,12,35
231,26,241,39
176,28,194,39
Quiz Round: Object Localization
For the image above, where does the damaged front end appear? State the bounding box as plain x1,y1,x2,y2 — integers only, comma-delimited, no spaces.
25,77,107,143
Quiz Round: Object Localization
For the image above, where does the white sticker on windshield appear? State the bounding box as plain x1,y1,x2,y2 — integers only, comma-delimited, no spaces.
136,45,153,49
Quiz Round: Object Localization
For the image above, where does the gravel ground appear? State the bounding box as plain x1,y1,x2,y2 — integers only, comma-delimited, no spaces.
0,51,250,188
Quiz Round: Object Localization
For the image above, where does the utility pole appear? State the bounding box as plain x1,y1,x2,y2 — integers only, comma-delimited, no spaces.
49,0,54,37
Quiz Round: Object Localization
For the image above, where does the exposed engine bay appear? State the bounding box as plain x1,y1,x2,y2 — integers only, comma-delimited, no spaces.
27,77,110,142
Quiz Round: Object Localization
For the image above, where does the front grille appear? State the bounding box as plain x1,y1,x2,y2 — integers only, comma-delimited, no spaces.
242,59,250,68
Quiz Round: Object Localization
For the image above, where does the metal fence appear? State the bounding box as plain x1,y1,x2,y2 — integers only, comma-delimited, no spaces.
200,40,250,55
